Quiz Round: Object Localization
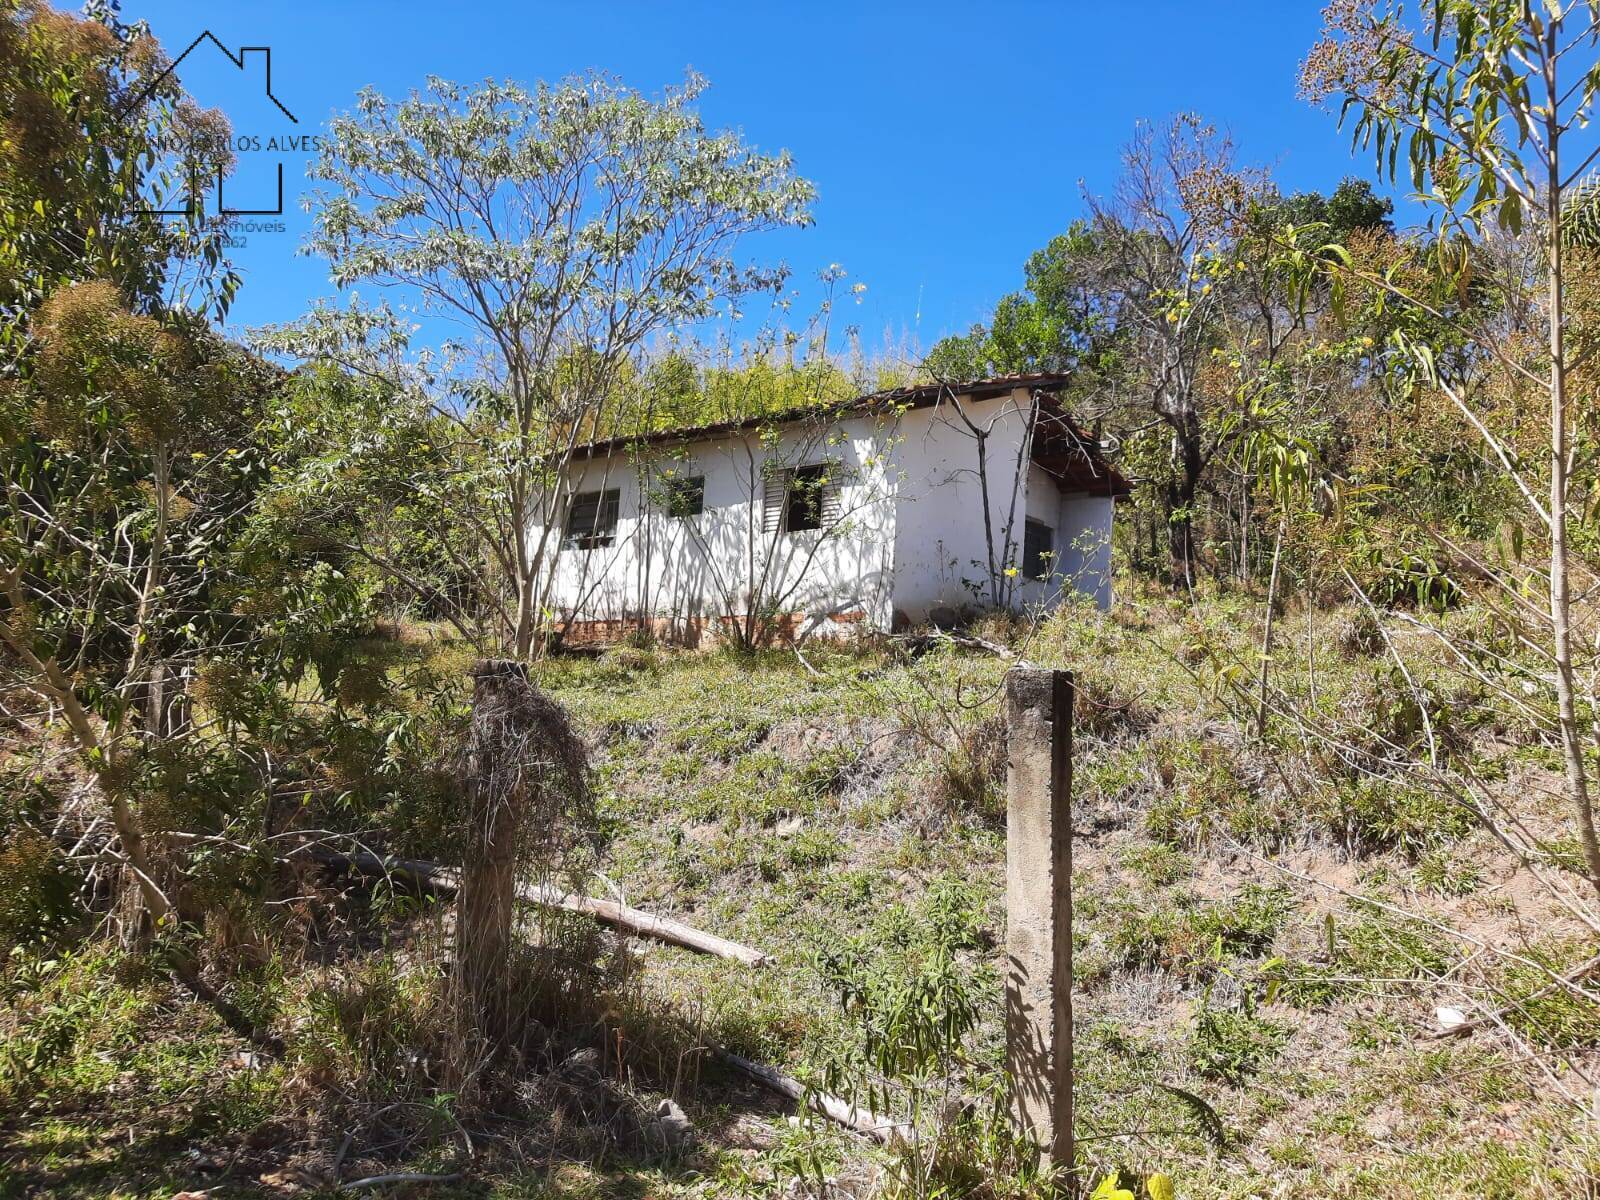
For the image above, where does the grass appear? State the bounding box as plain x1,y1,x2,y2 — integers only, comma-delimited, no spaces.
5,585,1599,1197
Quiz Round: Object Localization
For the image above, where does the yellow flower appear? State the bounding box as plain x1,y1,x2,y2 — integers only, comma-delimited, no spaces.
1004,566,1020,578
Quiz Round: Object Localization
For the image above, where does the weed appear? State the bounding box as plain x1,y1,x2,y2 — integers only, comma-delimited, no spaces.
1188,1005,1288,1085
1118,844,1193,888
1328,776,1475,858
1497,947,1600,1048
1106,885,1291,980
928,713,1008,822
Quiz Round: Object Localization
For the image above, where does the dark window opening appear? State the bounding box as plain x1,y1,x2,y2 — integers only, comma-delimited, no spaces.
663,475,705,519
784,464,829,532
762,462,844,535
1023,518,1054,581
565,488,620,549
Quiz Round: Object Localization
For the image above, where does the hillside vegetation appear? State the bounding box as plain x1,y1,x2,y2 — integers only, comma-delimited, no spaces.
6,585,1597,1197
7,2,1600,1197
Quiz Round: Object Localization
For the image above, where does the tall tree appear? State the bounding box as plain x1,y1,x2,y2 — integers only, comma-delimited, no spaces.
1303,0,1600,901
275,72,814,657
0,2,249,928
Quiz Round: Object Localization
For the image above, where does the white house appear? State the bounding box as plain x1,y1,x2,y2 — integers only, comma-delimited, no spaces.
531,373,1130,646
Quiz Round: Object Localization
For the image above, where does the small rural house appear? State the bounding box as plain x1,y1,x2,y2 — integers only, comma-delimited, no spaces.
532,373,1130,646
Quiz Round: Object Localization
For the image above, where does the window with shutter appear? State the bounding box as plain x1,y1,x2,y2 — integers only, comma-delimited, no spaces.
565,488,621,549
762,469,787,534
763,461,846,534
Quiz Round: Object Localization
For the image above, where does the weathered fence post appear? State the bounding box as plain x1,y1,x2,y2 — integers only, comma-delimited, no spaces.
1004,667,1073,1175
457,657,530,1045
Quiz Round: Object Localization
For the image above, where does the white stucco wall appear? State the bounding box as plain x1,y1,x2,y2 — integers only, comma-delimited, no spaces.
533,410,899,638
532,387,1116,639
1056,492,1115,609
887,390,1033,623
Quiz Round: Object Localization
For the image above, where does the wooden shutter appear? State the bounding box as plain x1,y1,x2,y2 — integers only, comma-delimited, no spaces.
763,468,789,534
821,477,843,526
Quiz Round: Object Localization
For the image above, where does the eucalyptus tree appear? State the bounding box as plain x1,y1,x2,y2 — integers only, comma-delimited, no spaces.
283,72,814,656
0,3,252,933
1304,0,1600,904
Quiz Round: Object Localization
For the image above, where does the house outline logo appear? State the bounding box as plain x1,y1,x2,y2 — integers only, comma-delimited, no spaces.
118,31,301,219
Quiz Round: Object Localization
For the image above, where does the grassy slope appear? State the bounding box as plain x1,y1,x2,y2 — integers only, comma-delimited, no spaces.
4,590,1596,1198
527,594,1595,1198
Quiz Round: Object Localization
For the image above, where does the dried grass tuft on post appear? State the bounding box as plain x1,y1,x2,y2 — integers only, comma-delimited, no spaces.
454,658,598,1055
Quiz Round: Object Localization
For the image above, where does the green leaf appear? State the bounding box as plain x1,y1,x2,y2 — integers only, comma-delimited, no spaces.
1090,1175,1137,1200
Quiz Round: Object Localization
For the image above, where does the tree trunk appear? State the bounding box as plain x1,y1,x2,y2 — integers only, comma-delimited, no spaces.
1165,411,1204,587
1256,516,1286,737
455,659,529,1045
1542,103,1600,904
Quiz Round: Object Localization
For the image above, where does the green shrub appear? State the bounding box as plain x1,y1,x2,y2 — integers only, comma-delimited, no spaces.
0,826,76,947
1188,1005,1288,1085
1326,776,1475,857
1107,885,1290,979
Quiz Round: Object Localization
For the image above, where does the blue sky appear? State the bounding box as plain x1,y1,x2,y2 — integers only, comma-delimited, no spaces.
113,0,1382,357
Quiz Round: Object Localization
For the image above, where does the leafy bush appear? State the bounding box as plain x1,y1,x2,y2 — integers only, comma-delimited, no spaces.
813,878,1052,1198
0,814,77,946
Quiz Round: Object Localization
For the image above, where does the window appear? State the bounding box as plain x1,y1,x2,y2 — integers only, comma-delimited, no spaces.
1023,519,1054,581
785,464,828,532
565,488,620,549
763,463,842,534
662,475,705,519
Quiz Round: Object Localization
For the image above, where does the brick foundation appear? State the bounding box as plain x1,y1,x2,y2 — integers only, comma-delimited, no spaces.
555,610,868,649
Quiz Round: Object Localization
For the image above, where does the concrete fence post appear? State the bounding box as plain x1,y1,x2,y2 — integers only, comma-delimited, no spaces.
1003,667,1074,1175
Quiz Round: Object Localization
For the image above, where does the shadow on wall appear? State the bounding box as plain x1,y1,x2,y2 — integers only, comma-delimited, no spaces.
548,424,898,646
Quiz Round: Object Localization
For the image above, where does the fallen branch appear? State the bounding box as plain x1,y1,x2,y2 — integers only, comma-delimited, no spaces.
307,848,772,968
718,1048,910,1145
894,630,1037,668
523,880,773,967
341,1171,463,1191
1429,953,1600,1040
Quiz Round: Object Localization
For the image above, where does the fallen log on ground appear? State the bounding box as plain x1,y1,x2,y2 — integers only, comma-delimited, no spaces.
893,629,1037,668
306,848,773,968
718,1048,911,1145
